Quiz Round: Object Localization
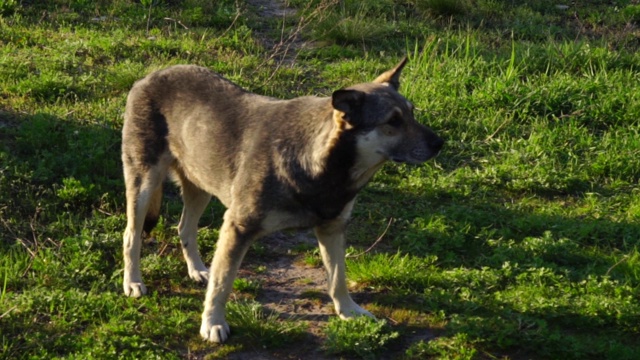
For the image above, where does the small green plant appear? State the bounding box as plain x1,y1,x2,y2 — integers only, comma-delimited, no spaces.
0,0,17,16
56,177,95,205
302,249,322,267
226,301,306,349
405,333,477,360
233,278,261,295
250,242,268,257
324,317,399,359
254,265,268,274
623,4,640,23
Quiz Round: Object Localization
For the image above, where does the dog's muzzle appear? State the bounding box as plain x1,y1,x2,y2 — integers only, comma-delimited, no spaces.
401,136,444,164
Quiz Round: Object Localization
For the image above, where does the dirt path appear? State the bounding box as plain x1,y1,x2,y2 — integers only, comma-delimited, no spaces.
226,232,337,359
246,0,303,64
245,0,336,68
246,232,333,321
248,0,296,18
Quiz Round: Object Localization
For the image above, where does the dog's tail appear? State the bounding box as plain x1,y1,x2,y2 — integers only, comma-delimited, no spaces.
143,183,163,234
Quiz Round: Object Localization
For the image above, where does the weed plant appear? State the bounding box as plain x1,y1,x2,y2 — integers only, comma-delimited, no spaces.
324,317,399,359
2,0,640,359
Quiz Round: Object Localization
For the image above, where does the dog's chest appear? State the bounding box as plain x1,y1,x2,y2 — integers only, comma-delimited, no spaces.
261,192,355,232
293,189,357,220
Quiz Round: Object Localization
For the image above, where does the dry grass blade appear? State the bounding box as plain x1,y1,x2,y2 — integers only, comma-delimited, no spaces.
346,218,394,258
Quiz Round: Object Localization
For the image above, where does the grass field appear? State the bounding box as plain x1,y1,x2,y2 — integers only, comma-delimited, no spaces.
2,0,640,358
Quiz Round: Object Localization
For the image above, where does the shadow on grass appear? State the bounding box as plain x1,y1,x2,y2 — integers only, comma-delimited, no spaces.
0,109,123,244
348,176,640,358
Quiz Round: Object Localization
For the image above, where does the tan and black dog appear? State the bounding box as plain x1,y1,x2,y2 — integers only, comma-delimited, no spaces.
121,57,443,343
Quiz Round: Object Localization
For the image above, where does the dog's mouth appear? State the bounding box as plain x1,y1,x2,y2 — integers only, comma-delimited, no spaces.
390,156,413,164
390,156,429,165
390,147,441,165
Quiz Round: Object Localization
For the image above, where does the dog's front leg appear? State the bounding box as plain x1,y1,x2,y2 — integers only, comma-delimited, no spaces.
314,203,375,320
200,212,256,343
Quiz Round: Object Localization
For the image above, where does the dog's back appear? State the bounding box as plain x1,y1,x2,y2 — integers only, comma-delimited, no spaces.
122,65,356,218
123,66,262,207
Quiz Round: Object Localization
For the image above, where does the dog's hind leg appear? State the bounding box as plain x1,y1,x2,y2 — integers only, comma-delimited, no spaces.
200,211,260,343
122,166,165,298
315,201,375,320
176,174,212,283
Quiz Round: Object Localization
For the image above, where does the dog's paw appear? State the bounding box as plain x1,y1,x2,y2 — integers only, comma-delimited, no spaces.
188,267,209,283
337,304,375,320
123,281,147,298
200,316,230,343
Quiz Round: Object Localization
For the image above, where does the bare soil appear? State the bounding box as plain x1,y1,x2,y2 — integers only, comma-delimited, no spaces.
248,0,296,18
226,232,339,359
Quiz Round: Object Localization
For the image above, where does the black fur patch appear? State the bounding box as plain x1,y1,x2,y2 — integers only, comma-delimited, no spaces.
293,131,359,220
143,214,159,234
133,175,142,189
140,108,168,166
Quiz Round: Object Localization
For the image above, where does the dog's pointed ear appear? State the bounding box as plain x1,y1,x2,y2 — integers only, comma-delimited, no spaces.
332,89,366,125
373,56,408,90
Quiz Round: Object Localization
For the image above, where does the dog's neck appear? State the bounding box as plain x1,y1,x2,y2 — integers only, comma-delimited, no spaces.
274,97,383,192
301,108,352,176
303,102,385,190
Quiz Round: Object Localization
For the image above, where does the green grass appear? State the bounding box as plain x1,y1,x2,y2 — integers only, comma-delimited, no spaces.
324,316,399,359
2,0,640,358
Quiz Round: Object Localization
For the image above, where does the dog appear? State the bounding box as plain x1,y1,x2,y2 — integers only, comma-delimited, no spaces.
121,57,443,343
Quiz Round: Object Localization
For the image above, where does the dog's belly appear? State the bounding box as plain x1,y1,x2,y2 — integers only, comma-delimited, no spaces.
261,210,318,233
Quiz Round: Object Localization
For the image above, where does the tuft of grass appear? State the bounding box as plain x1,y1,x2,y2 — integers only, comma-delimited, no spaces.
324,316,399,359
302,249,322,267
417,0,468,17
0,0,18,16
313,12,393,45
233,278,261,296
226,301,306,349
347,252,438,290
405,333,477,360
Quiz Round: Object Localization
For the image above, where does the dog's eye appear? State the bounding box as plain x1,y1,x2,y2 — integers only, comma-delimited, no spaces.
387,115,403,128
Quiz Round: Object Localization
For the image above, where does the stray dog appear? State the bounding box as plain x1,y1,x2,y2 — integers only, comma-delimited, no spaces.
121,57,443,343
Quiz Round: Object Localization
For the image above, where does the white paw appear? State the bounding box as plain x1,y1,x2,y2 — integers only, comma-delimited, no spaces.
188,267,209,283
123,280,147,298
200,315,230,343
337,303,375,320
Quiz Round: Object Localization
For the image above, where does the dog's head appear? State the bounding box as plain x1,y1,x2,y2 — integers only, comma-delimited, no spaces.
331,57,444,166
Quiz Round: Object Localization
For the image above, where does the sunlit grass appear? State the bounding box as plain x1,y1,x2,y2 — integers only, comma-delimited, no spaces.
2,0,640,359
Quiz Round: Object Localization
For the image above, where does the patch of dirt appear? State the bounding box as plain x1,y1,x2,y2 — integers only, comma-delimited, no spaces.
248,0,296,18
244,232,334,324
245,0,336,69
223,230,402,360
225,232,338,360
245,0,303,61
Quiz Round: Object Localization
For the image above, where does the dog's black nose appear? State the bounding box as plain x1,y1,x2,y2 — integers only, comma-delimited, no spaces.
431,136,444,152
